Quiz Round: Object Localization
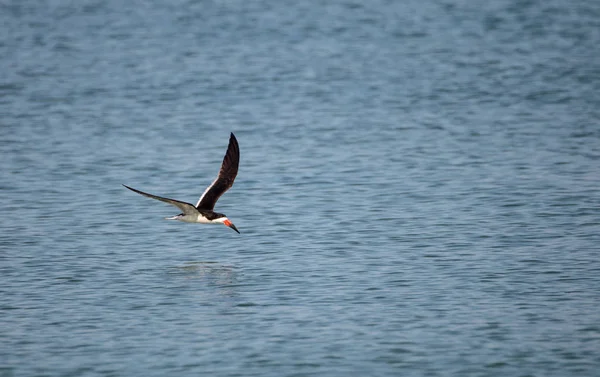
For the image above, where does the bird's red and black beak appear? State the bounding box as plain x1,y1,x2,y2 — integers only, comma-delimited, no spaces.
223,219,240,234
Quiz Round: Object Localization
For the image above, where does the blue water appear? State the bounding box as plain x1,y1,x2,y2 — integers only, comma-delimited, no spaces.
2,0,600,376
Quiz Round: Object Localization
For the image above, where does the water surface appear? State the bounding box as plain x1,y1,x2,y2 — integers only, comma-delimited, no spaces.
1,0,600,376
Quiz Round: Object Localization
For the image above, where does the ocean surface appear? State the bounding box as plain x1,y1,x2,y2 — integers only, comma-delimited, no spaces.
1,0,599,376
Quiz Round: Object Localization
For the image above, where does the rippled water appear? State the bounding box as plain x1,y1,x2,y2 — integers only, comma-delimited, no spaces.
2,0,600,376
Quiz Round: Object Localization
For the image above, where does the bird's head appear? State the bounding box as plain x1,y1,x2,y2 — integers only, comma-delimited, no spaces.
215,215,240,234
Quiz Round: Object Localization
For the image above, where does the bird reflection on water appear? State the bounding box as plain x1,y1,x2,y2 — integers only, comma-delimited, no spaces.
167,261,238,294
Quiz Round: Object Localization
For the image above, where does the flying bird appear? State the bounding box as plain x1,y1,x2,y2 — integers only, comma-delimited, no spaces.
123,132,240,234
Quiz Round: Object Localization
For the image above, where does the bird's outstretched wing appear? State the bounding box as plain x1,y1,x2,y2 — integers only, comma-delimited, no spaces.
122,184,198,215
195,133,239,210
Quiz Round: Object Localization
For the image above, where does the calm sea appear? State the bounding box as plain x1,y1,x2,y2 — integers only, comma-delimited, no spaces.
1,0,599,376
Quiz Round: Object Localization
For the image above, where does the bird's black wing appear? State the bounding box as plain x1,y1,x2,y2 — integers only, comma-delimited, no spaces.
123,184,198,215
195,133,240,210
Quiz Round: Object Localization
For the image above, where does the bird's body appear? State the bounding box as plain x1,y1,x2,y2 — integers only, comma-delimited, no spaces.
123,133,240,233
166,211,226,224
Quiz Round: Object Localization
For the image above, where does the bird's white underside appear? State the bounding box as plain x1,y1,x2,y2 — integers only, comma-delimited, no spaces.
165,214,229,224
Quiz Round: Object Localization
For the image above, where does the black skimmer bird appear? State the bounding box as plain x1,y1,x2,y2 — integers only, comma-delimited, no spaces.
123,133,240,234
